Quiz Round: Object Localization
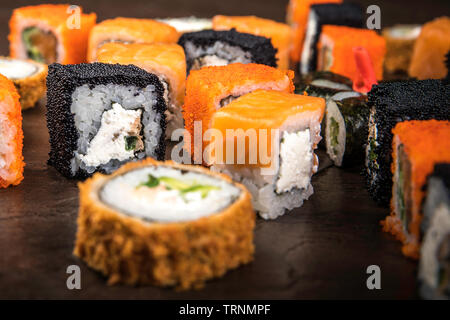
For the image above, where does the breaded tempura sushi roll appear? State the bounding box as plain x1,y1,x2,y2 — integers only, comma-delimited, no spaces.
0,56,47,110
209,90,325,219
178,29,277,74
96,42,186,139
9,4,96,64
409,17,450,80
0,74,24,188
87,18,179,62
157,17,212,33
74,158,255,289
183,63,294,164
383,120,450,259
46,63,167,179
365,80,450,206
318,26,386,82
419,163,450,300
212,15,292,70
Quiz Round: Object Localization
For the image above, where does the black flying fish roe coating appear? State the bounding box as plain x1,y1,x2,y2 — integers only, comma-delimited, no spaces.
302,3,364,73
178,28,278,73
46,62,167,179
365,79,450,206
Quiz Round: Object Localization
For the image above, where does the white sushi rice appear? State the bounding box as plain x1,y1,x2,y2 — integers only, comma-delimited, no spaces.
100,165,241,222
157,17,212,33
325,99,346,167
70,83,162,175
0,58,37,79
300,10,318,75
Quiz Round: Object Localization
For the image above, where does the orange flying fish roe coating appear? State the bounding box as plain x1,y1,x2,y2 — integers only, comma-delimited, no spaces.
408,17,450,80
383,120,450,259
286,0,342,63
212,15,292,70
87,17,179,62
9,4,96,64
0,74,24,188
318,25,386,81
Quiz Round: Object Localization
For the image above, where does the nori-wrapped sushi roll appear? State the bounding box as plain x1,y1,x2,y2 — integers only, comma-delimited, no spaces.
299,3,364,76
295,71,352,100
419,163,450,300
178,29,277,74
365,80,450,206
46,63,167,179
325,91,369,167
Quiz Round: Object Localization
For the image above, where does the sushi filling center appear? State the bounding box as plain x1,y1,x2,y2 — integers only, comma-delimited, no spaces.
395,144,413,232
219,95,241,108
325,99,346,166
22,27,57,64
79,103,144,168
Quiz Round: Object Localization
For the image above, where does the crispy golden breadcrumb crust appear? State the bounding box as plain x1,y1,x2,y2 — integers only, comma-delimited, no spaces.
74,158,255,290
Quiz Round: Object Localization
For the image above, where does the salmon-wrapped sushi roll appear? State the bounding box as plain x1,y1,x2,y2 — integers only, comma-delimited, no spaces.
96,42,186,139
212,15,292,70
183,63,294,164
9,4,96,64
0,74,24,188
87,18,179,62
210,90,325,219
382,120,450,259
409,17,450,80
318,26,386,82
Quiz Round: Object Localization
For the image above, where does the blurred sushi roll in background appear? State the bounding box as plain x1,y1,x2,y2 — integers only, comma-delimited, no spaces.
299,3,364,76
9,4,96,64
317,25,386,82
183,63,294,164
365,80,450,206
87,17,179,62
324,91,369,167
0,57,47,110
178,29,278,74
46,63,167,179
382,120,450,259
210,90,325,219
157,16,212,33
295,71,352,100
419,163,450,300
382,25,422,74
409,17,450,80
0,74,24,188
74,158,255,289
212,15,292,70
96,42,186,140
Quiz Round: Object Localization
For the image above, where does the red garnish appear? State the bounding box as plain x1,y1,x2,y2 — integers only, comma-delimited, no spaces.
352,46,378,93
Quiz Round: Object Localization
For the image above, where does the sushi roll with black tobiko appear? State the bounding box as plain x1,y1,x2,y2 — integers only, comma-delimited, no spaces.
300,3,364,76
365,80,450,206
46,63,167,179
325,91,369,167
419,163,450,300
178,29,277,74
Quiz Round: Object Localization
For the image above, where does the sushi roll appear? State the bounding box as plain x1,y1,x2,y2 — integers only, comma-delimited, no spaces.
409,17,450,80
157,17,212,33
178,29,278,74
300,3,364,76
183,63,294,164
96,42,186,140
382,25,421,74
295,71,352,100
9,4,96,64
365,80,450,206
325,91,369,167
419,163,450,300
317,25,386,82
286,0,342,64
382,120,450,259
0,56,47,110
209,90,325,219
87,18,179,62
46,63,167,179
0,74,24,188
212,15,292,70
74,158,255,289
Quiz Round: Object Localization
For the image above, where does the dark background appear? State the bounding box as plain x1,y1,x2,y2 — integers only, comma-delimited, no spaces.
0,0,448,300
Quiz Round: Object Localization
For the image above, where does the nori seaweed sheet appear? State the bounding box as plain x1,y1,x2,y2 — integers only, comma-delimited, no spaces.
46,62,167,179
295,71,353,99
178,29,278,73
365,80,450,206
301,3,364,74
445,51,450,83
